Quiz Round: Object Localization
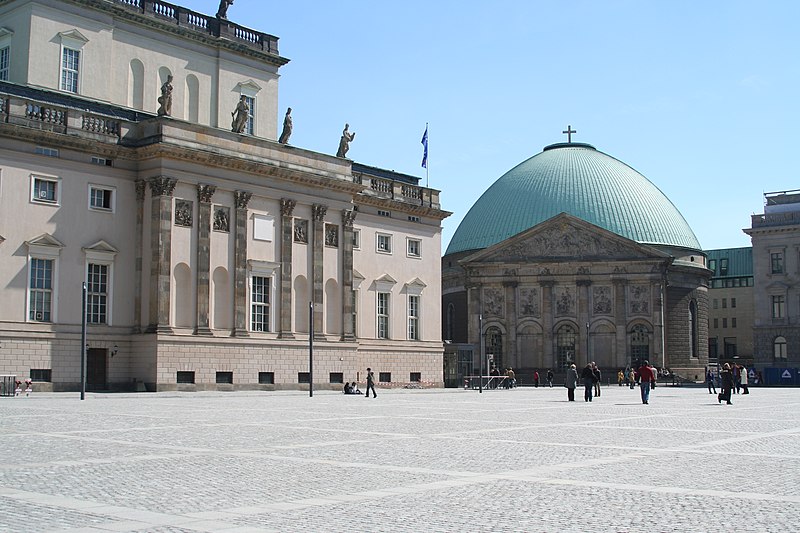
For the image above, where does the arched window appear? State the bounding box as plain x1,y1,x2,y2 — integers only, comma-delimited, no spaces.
556,324,576,369
774,336,788,360
128,59,144,110
486,326,503,371
630,324,650,366
446,303,455,341
185,74,199,122
689,300,698,358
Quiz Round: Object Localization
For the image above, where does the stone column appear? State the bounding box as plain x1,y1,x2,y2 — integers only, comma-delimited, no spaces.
540,280,555,368
311,204,327,339
195,184,216,335
279,198,296,339
133,179,146,334
232,190,252,337
504,280,518,368
147,176,177,333
341,208,357,340
613,279,628,367
577,279,592,366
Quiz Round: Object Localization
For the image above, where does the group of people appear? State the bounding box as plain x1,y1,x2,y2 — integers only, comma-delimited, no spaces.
343,367,378,398
532,369,555,388
564,361,657,404
707,363,750,405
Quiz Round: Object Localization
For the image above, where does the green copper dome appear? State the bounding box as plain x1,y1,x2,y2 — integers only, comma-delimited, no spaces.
446,142,701,255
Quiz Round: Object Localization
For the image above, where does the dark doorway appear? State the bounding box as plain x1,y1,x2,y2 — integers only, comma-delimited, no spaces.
87,348,108,390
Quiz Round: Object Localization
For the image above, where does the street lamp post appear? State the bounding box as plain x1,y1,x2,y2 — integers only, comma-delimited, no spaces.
478,313,483,393
80,282,87,401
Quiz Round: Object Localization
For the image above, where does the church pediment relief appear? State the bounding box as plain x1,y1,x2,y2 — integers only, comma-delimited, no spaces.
464,213,669,264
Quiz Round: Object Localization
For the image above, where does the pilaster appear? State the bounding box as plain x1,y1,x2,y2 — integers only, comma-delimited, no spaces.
540,280,555,368
133,179,146,334
195,184,215,335
279,198,296,338
311,204,327,339
147,176,177,333
232,190,252,337
577,279,592,365
341,208,357,340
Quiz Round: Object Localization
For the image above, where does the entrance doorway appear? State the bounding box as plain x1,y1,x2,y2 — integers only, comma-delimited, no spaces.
87,348,108,390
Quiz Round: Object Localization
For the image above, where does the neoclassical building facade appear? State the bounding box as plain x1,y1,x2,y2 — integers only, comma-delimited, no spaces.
443,142,710,382
0,0,448,391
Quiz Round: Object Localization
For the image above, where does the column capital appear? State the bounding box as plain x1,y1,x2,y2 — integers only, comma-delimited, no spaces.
281,198,297,216
312,204,328,221
135,178,147,202
235,190,252,209
149,176,177,197
197,184,216,204
342,208,357,227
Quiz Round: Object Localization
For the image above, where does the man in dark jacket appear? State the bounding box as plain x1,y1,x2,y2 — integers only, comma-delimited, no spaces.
719,363,734,405
581,364,595,402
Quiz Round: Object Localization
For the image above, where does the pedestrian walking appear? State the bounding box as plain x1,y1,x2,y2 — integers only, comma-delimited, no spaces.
546,369,554,388
706,368,717,394
618,370,624,386
719,363,734,405
733,364,741,394
581,364,595,402
592,362,602,397
365,367,377,398
629,368,637,389
533,370,539,388
637,360,655,404
565,364,578,401
740,365,749,394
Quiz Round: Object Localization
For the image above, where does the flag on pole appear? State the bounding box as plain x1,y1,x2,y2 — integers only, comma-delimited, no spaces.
421,125,428,168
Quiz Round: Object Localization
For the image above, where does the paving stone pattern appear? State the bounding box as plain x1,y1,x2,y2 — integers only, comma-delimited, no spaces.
1,386,799,532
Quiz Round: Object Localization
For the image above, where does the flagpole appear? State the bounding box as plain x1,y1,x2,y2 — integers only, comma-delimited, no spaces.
426,122,429,188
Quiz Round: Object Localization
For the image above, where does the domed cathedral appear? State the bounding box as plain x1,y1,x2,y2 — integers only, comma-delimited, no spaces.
442,138,711,384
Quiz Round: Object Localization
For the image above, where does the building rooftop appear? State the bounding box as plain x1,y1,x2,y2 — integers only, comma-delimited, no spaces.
705,247,753,278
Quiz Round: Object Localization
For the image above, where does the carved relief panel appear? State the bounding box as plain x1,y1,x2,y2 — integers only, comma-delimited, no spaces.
293,219,308,244
324,223,339,247
629,284,650,315
483,287,504,318
519,287,540,317
174,199,192,227
592,286,612,315
213,206,230,232
555,286,575,316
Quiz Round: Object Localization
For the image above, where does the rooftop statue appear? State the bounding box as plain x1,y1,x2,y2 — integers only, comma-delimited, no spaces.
157,75,173,116
231,95,249,134
278,107,292,144
336,123,355,158
216,0,233,19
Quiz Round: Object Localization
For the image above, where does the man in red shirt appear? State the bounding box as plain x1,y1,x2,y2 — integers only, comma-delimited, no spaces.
637,360,655,404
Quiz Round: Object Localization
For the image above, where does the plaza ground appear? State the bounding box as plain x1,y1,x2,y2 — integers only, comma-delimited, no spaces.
1,384,799,532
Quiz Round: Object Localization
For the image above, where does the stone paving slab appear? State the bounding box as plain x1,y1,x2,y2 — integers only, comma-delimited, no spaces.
1,386,799,532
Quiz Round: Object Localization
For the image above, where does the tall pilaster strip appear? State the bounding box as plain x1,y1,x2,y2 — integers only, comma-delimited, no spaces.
232,190,252,337
311,204,327,338
341,208,357,340
577,279,592,366
195,184,216,335
279,198,296,339
133,179,147,334
540,280,555,368
147,176,177,333
503,280,518,368
613,279,628,368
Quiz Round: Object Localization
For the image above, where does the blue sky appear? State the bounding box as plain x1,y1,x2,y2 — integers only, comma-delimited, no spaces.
194,0,799,252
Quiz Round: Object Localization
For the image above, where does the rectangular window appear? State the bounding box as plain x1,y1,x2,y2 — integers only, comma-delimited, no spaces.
91,156,112,167
32,176,59,204
713,318,718,329
0,46,8,81
89,186,114,211
29,258,53,322
410,372,421,383
215,371,233,384
377,233,392,253
243,95,255,135
177,371,195,384
720,258,728,276
708,259,716,274
723,338,737,358
732,317,737,328
722,318,727,329
329,372,344,384
408,215,420,223
771,252,784,274
722,298,727,309
378,210,391,217
407,239,421,258
713,299,718,309
298,372,310,384
258,372,274,384
379,372,391,383
772,295,785,319
86,263,108,324
377,292,389,339
352,229,361,249
408,294,419,340
731,297,736,308
35,146,59,157
30,369,52,382
251,275,270,331
61,47,80,93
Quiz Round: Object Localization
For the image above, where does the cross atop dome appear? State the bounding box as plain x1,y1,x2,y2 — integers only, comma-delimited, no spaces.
562,125,577,143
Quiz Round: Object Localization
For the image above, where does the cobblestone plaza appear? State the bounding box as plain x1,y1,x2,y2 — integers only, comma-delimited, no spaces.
2,385,799,532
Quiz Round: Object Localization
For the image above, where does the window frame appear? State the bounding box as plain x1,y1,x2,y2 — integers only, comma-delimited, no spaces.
377,291,390,339
376,233,392,254
772,294,786,319
31,175,61,205
0,45,9,81
86,262,110,325
408,294,420,340
771,252,784,274
774,336,788,360
247,260,278,333
250,274,271,332
60,46,81,93
88,184,115,212
407,238,421,258
28,257,55,323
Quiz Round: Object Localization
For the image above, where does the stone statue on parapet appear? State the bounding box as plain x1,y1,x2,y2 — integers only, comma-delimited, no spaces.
278,107,292,144
336,123,355,158
157,74,173,116
216,0,233,19
231,95,249,134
